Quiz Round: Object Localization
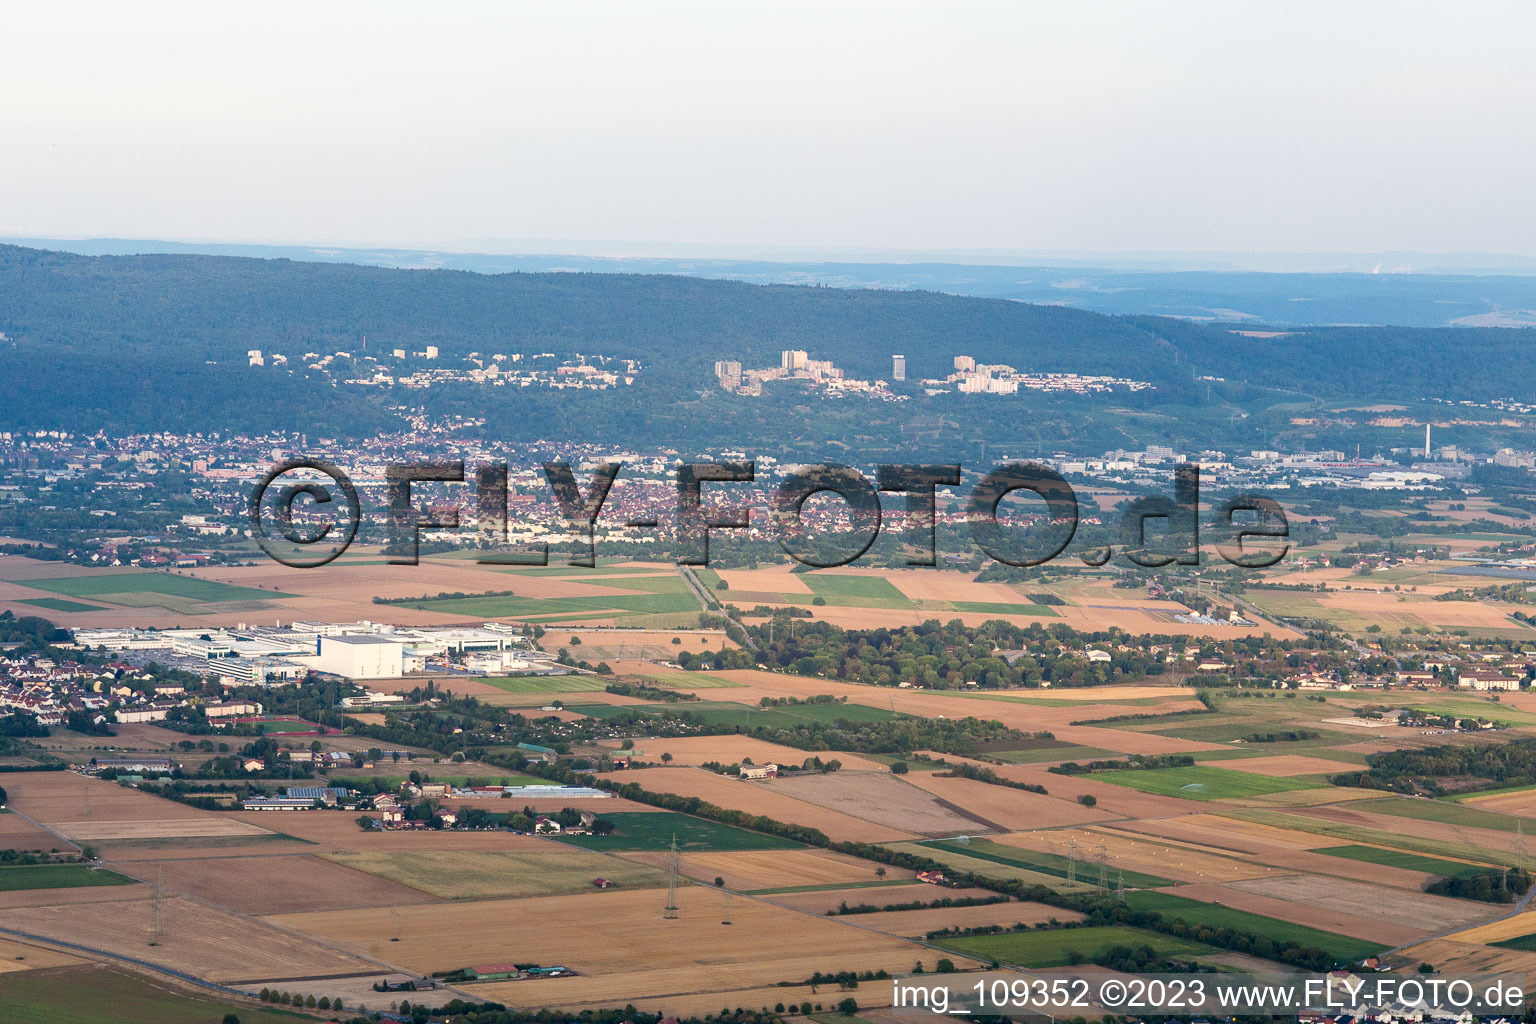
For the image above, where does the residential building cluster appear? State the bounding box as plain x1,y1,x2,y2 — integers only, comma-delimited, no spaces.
922,355,1155,396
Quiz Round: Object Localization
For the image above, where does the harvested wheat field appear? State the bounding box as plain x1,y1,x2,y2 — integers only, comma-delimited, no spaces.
624,848,904,890
323,849,666,899
996,828,1276,884
1,772,216,824
0,881,152,910
1393,938,1536,976
0,937,85,974
1449,909,1536,945
1108,813,1329,855
902,772,1115,831
3,893,377,983
1162,883,1430,946
114,853,444,914
1202,754,1364,777
524,980,914,1017
1227,874,1491,931
839,899,1081,937
598,767,917,842
269,885,942,1008
603,734,886,772
52,818,274,842
764,772,985,836
1460,788,1536,818
0,810,62,849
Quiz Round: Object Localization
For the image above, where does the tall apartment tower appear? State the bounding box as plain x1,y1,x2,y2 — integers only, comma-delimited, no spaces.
1424,423,1431,459
892,354,906,381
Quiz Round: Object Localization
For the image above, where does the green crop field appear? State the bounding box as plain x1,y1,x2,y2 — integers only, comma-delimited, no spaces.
0,864,136,891
480,675,609,694
323,849,666,899
1492,933,1536,951
922,838,1173,889
801,574,914,608
553,811,803,852
11,571,288,603
0,965,323,1024
575,699,901,729
1094,765,1321,800
1122,892,1386,960
992,745,1119,764
937,925,1212,968
950,601,1058,616
1312,844,1491,878
495,562,658,576
17,597,108,612
406,584,702,621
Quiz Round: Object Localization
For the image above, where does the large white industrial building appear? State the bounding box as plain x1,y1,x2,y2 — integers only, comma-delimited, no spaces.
313,635,405,679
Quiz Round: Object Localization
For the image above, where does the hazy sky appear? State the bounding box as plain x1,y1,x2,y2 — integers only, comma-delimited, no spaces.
3,1,1534,257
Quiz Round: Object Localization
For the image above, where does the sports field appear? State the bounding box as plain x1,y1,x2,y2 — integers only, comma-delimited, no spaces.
1094,765,1322,800
552,811,805,852
480,675,612,694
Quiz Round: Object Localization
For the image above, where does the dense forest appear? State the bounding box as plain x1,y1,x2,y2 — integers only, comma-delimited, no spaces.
2,244,1534,448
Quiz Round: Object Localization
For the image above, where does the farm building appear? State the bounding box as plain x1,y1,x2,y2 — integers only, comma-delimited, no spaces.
243,795,321,811
739,762,778,780
285,786,350,806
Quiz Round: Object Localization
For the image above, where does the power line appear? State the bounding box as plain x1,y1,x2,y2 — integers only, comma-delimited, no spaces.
664,834,679,919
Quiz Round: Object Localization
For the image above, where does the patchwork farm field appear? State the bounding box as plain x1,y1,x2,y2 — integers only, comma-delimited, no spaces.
641,848,905,890
1123,891,1387,960
763,771,986,836
595,768,918,842
0,965,329,1024
113,852,444,914
1,893,376,983
267,885,938,1009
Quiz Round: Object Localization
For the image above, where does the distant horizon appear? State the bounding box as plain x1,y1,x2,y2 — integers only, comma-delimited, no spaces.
10,233,1536,277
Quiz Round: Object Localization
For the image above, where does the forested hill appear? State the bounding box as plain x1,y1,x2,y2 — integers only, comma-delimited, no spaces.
0,243,1533,444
